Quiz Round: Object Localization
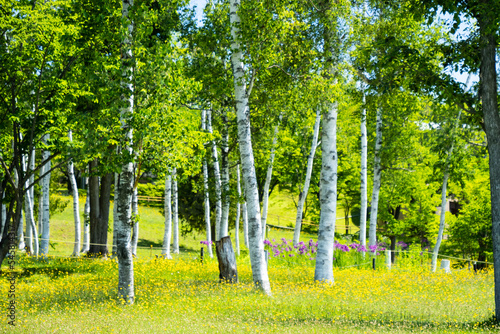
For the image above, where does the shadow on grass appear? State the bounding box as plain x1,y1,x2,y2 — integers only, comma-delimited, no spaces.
267,314,500,332
136,238,200,255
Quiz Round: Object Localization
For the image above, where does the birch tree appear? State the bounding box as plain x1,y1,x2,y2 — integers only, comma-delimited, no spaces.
220,109,230,240
162,172,172,259
40,134,51,257
313,0,350,283
359,91,368,248
261,123,279,238
115,0,135,304
68,130,81,256
131,187,139,256
368,107,383,247
229,0,271,294
172,167,179,254
201,110,213,258
207,109,222,241
235,164,241,256
24,147,36,255
81,179,90,253
293,109,321,245
431,107,463,271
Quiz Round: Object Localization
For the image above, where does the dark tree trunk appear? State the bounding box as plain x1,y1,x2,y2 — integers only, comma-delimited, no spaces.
0,196,15,269
478,9,500,320
88,159,112,257
215,236,238,283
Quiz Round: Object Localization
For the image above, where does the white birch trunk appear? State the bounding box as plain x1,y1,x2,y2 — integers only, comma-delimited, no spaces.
25,147,36,254
40,134,51,257
81,179,90,253
432,110,462,272
68,130,81,256
230,0,271,295
314,104,338,283
293,109,321,245
369,108,383,248
432,172,449,272
261,123,279,238
112,172,118,255
131,187,138,256
360,92,368,248
201,110,213,258
172,168,179,254
116,0,135,304
16,152,25,251
0,199,5,244
25,186,38,256
162,172,172,259
242,201,249,248
220,110,230,240
235,165,241,256
207,109,222,241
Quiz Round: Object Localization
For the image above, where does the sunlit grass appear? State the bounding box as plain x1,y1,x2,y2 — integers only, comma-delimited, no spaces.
0,252,497,333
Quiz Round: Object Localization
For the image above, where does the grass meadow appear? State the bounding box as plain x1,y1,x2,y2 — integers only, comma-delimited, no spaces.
0,191,497,333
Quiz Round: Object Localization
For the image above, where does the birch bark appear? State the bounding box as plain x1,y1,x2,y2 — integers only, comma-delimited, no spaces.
293,109,321,245
25,147,36,254
220,109,230,240
207,109,222,241
314,103,338,283
230,0,271,294
112,173,118,255
368,108,383,248
68,130,81,256
201,110,213,258
261,123,279,238
81,180,90,253
131,187,139,256
359,92,368,248
431,110,462,272
116,0,135,304
162,172,172,259
25,184,38,256
13,162,25,251
172,168,179,254
235,164,241,256
40,134,51,257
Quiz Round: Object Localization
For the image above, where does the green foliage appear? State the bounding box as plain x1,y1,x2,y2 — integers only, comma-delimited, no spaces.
444,161,492,262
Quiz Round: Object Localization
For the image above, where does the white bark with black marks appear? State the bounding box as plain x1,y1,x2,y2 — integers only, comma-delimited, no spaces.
235,164,241,256
261,123,279,238
201,110,213,257
230,0,271,295
220,109,230,240
162,172,172,259
68,130,81,256
172,168,179,254
314,104,338,283
40,134,51,257
131,187,139,256
293,109,321,245
81,180,90,253
369,108,383,248
112,173,118,255
25,147,36,255
207,109,222,241
116,0,135,304
432,110,461,272
360,92,368,248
